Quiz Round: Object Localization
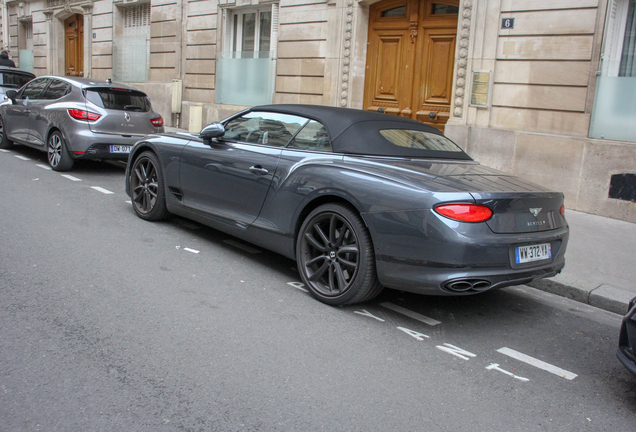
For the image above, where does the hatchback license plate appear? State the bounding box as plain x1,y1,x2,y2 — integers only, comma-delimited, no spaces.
110,145,131,153
515,243,551,264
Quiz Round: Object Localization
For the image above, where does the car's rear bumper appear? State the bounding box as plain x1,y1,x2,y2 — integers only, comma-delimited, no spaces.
364,209,569,295
64,128,160,160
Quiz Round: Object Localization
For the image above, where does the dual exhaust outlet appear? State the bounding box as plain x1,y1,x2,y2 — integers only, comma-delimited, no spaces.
444,279,492,293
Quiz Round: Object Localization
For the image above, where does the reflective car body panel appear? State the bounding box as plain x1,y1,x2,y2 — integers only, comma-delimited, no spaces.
618,297,636,376
126,105,569,297
0,76,164,162
0,66,34,100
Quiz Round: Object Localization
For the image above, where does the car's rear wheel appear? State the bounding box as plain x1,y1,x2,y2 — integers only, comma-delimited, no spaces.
130,151,170,221
47,131,74,171
296,203,382,305
0,116,13,149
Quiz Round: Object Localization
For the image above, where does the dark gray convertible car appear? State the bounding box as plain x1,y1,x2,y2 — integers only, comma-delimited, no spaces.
125,105,569,305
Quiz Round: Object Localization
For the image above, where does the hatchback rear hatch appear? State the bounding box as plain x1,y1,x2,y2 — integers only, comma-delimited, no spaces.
84,86,158,135
437,166,566,234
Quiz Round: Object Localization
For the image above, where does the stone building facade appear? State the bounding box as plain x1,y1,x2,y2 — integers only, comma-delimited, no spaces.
0,0,635,222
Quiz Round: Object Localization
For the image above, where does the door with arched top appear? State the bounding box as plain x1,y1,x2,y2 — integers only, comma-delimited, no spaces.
363,0,459,132
65,14,84,77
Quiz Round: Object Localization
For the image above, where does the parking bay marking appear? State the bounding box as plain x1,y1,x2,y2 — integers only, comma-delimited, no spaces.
61,174,82,182
37,164,52,171
91,186,114,195
497,347,577,380
380,302,441,326
0,149,10,153
14,155,30,161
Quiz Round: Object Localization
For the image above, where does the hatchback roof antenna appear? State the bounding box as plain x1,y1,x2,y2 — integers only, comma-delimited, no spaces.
106,78,112,84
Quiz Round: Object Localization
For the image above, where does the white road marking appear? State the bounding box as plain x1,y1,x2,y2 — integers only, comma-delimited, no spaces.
61,174,82,182
380,302,441,326
436,343,477,360
125,200,132,204
37,164,52,170
286,282,308,292
14,155,30,160
497,347,578,380
397,326,430,341
183,247,200,254
0,149,9,153
224,239,261,254
91,186,114,194
354,309,385,322
486,363,530,382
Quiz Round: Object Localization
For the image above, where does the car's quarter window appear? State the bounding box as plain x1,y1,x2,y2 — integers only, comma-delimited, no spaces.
84,88,151,112
223,111,308,147
20,78,49,100
41,80,71,100
379,129,464,153
287,120,331,152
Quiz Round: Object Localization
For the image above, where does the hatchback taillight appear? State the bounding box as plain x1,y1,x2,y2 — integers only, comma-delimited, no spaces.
560,205,565,216
68,109,101,122
150,117,164,127
434,204,493,222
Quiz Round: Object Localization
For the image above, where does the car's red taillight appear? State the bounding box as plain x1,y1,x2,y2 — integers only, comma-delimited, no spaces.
435,204,493,222
68,109,101,122
560,205,565,216
150,117,164,127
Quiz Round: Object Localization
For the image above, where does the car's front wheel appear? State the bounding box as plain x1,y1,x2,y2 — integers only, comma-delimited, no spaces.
0,116,13,149
130,151,170,221
296,203,383,305
47,131,74,171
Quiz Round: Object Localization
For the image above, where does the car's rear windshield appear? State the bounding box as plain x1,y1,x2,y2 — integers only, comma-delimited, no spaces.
84,87,151,112
379,129,464,153
0,71,33,89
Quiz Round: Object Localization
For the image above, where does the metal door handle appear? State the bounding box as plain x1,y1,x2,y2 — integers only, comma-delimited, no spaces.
249,165,269,175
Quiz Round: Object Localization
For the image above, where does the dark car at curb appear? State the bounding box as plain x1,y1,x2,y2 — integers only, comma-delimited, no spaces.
0,76,164,171
618,297,636,376
0,66,35,100
125,104,569,306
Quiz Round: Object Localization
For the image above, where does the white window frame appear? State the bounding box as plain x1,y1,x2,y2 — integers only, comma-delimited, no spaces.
224,7,274,55
601,0,632,76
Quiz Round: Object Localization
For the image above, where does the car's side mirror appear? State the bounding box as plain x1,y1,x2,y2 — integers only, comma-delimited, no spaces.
5,90,16,103
200,122,225,146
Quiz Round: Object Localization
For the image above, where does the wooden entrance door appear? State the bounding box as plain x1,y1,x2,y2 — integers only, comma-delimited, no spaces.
65,14,84,77
363,0,459,132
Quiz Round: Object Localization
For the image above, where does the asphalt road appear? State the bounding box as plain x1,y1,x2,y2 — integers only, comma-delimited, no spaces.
1,145,635,432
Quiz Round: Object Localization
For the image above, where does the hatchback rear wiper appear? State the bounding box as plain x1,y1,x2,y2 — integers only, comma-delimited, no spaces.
124,105,142,111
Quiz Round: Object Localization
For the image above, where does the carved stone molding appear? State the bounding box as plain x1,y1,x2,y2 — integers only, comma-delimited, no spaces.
453,0,472,118
340,0,355,108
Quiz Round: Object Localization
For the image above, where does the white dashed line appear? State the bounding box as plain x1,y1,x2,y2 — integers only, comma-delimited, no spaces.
14,155,30,160
91,186,114,195
125,200,132,204
37,164,52,170
61,174,82,182
380,302,441,326
486,363,530,382
0,149,10,153
224,239,261,254
183,248,200,254
497,347,578,380
286,282,309,292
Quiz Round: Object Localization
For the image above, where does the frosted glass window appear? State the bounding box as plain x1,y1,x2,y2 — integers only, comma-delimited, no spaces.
113,4,150,83
590,0,636,141
217,6,275,106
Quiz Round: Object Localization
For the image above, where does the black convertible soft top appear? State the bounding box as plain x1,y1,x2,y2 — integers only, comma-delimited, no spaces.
252,104,472,160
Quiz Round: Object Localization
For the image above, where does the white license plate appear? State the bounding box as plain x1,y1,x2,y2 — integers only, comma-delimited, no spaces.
110,145,131,153
515,243,551,264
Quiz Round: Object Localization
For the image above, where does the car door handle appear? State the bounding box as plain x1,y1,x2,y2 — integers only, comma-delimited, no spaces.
249,165,269,175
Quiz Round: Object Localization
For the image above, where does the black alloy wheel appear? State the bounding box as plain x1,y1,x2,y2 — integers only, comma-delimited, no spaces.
47,130,74,171
296,203,382,305
0,116,12,149
130,151,170,221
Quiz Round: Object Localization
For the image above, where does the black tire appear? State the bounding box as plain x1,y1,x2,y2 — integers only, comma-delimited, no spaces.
130,151,171,221
47,130,74,171
0,116,13,149
296,203,383,305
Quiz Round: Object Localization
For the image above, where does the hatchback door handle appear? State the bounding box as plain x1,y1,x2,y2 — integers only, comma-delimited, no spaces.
249,165,269,175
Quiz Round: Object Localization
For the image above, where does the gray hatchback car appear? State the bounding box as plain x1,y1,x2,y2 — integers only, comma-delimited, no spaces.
0,76,164,171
